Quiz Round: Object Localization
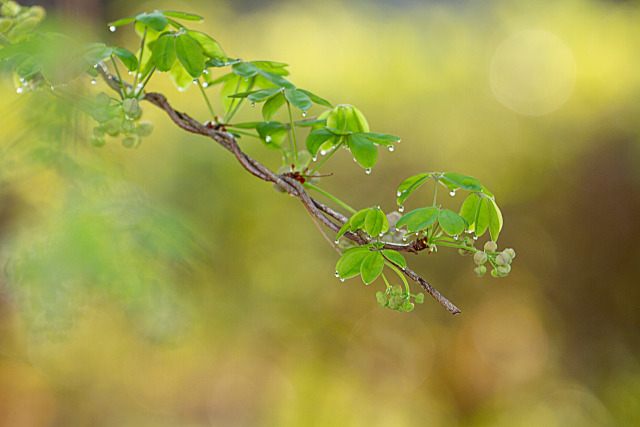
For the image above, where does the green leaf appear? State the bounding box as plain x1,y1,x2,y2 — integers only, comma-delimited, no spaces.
361,252,384,284
83,43,113,64
441,172,482,192
360,132,401,143
336,220,352,240
168,59,193,91
488,198,503,241
258,69,295,88
251,60,289,76
247,88,281,102
112,47,138,71
396,173,431,206
256,121,287,148
186,30,226,62
150,34,175,71
402,207,439,233
175,33,205,78
231,122,261,129
381,250,406,269
160,11,204,21
136,12,168,32
262,92,286,121
349,208,370,232
226,89,260,99
438,209,467,236
474,198,491,237
232,61,259,78
298,89,333,108
296,119,326,127
306,128,335,156
349,106,370,132
108,16,136,28
364,208,386,237
336,249,370,279
348,134,377,169
459,194,480,227
284,88,313,112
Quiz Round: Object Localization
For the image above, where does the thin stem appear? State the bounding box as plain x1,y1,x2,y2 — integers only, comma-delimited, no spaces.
132,27,147,90
224,78,242,122
197,79,216,120
310,141,343,174
433,177,439,207
109,54,127,97
134,65,156,97
381,272,391,290
286,101,298,164
305,183,356,214
385,261,409,293
228,129,261,139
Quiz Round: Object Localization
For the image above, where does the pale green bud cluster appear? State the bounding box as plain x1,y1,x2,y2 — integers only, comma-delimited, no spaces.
90,92,153,149
376,285,424,312
472,241,516,278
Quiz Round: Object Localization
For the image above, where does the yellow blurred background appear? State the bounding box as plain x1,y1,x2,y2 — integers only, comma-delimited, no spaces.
1,0,639,425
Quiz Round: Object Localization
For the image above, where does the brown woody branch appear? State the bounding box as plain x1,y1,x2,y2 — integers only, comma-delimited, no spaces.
95,64,461,315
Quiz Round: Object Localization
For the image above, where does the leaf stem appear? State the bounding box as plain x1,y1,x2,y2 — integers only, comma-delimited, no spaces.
109,54,127,97
286,101,298,164
305,183,356,214
433,176,439,207
381,272,392,290
197,79,216,120
224,77,242,122
310,140,342,174
385,261,409,293
132,27,147,91
228,129,261,139
134,65,156,97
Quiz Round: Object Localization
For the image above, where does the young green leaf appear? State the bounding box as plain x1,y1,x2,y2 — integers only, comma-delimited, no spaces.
247,88,281,102
136,12,168,32
256,121,287,148
175,33,205,77
108,16,135,28
404,207,439,232
258,69,295,89
112,47,138,71
459,193,480,227
488,198,503,241
169,59,194,91
361,252,385,284
348,133,377,169
160,11,204,21
474,198,491,237
438,209,467,236
360,132,400,145
83,43,113,64
396,173,431,206
349,208,370,232
441,172,482,192
262,92,286,121
336,249,370,279
150,34,175,71
306,128,335,156
232,61,259,78
381,250,406,269
364,208,387,237
298,89,333,108
186,30,226,62
336,219,352,240
284,88,313,112
251,60,289,76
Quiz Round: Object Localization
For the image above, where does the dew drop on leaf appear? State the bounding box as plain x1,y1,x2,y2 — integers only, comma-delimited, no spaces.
193,80,198,85
340,278,345,282
265,135,272,143
251,102,255,107
203,69,209,74
398,205,404,212
449,190,456,196
473,235,478,240
454,235,458,240
312,157,317,162
109,26,116,32
202,82,209,88
335,271,340,277
91,79,97,85
320,149,327,156
396,190,402,197
388,146,395,152
365,168,372,175
16,87,23,94
302,111,307,117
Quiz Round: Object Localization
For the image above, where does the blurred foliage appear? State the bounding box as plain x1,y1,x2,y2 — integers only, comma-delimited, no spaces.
1,0,640,425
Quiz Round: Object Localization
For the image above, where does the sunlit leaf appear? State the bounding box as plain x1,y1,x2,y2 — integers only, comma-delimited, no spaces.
381,250,406,269
112,47,138,71
168,59,192,91
488,198,503,241
150,34,175,71
336,249,370,279
160,11,204,21
247,88,281,102
350,208,370,232
474,198,490,237
396,173,431,206
438,209,467,236
136,12,168,32
441,172,482,192
284,88,312,112
306,128,334,156
258,69,295,88
262,91,286,121
348,133,377,169
361,252,384,284
186,30,226,62
364,208,386,237
399,207,438,233
175,33,204,77
298,89,332,108
232,61,259,78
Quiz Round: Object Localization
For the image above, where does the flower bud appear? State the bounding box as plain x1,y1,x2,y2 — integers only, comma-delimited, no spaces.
504,248,516,260
377,295,386,307
92,106,111,124
0,18,12,32
88,136,105,147
415,293,425,304
122,98,141,120
136,121,154,137
93,126,106,138
391,284,402,296
121,134,140,148
105,118,121,136
1,2,21,18
120,119,135,134
495,252,510,266
496,265,511,277
403,302,415,312
473,251,488,266
484,241,498,253
394,295,405,305
474,265,487,277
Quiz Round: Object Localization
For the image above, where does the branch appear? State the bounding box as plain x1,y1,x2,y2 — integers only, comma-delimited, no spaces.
95,64,461,315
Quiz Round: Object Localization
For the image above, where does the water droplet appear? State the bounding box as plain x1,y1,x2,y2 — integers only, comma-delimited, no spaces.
320,149,327,156
109,25,116,32
473,235,478,240
397,139,401,143
379,233,384,237
137,82,143,88
396,191,402,197
302,111,307,117
312,156,317,162
365,168,372,175
202,82,209,88
334,271,340,277
93,64,99,69
265,135,272,143
16,87,23,94
244,78,248,82
454,235,459,240
334,239,339,245
203,69,209,74
90,79,97,85
340,278,345,283
251,102,256,107
128,71,133,76
402,236,407,242
50,86,55,90
353,157,358,162
398,205,405,212
388,146,395,152
449,190,456,196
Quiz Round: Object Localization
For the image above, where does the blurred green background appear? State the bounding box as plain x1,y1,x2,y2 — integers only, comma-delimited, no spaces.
1,0,640,425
